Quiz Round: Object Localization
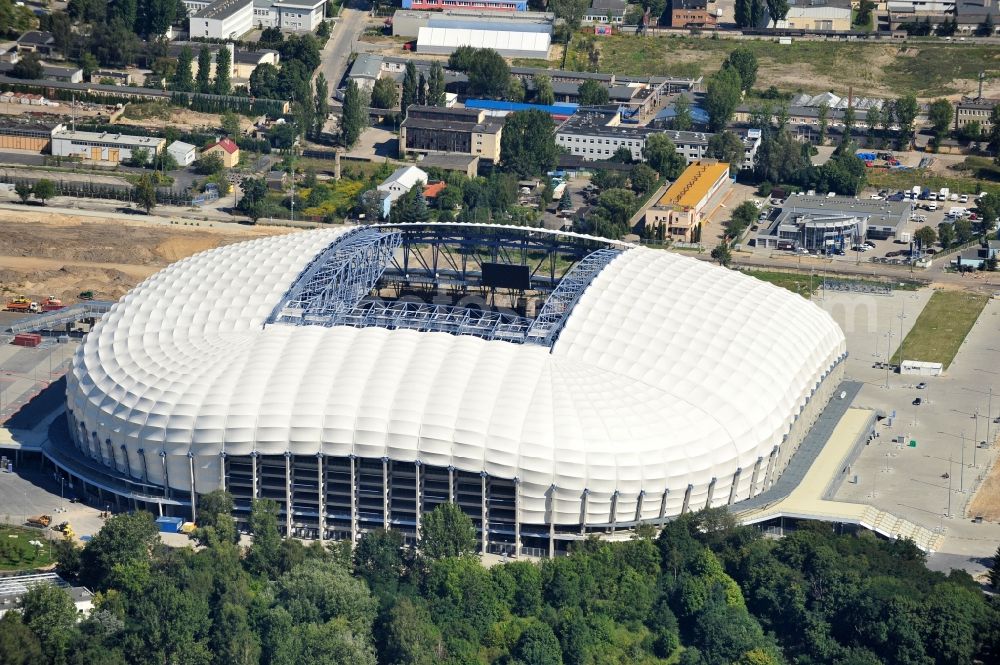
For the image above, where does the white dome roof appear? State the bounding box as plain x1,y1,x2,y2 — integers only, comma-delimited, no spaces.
67,227,846,526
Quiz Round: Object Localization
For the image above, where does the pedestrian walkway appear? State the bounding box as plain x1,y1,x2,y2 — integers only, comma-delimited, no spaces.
734,407,946,552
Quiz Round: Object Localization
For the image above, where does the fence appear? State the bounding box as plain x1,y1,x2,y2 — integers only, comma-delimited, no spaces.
0,174,212,207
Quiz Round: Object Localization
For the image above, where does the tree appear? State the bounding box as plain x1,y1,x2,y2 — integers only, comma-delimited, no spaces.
246,498,282,578
468,48,510,99
578,79,610,106
711,240,733,266
534,73,555,106
977,192,1000,228
79,511,159,590
725,47,758,92
766,0,789,25
706,66,743,132
419,502,477,559
672,94,693,131
913,225,937,250
238,177,271,223
855,0,875,26
928,98,953,141
129,146,150,167
726,200,759,238
0,613,43,665
549,0,589,28
955,217,974,244
707,130,746,174
275,559,377,633
630,163,658,194
31,179,55,205
172,46,194,92
354,529,407,598
558,188,574,210
817,101,830,145
250,62,280,98
513,621,563,665
978,12,995,36
611,145,634,163
427,62,446,107
214,45,232,95
11,52,43,79
418,71,427,106
843,105,856,139
401,61,418,116
865,104,882,138
500,110,558,178
19,584,78,665
134,174,157,213
14,182,32,203
735,0,752,27
221,110,241,137
990,106,1000,164
371,77,398,111
894,94,919,147
938,221,955,248
314,72,330,136
341,79,368,149
644,133,686,179
382,597,445,664
196,46,212,93
194,152,225,175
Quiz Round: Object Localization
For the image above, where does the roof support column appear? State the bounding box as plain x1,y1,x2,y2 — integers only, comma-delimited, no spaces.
349,455,358,547
382,457,390,531
480,472,488,555
251,452,259,499
764,446,779,490
105,439,116,469
750,456,764,497
188,452,197,524
138,448,149,483
448,466,455,503
160,450,169,500
514,477,521,558
705,477,716,509
121,445,132,479
659,489,669,520
579,488,589,536
609,490,619,533
317,453,325,544
219,452,227,493
635,489,645,523
727,468,742,506
284,452,292,538
681,484,692,515
414,460,422,543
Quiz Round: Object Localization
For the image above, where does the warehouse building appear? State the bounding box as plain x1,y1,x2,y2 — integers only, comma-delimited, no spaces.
417,26,551,58
402,0,528,9
0,118,64,152
167,140,198,166
399,105,504,161
64,224,846,555
51,130,165,164
190,0,254,40
555,107,761,169
391,8,555,37
643,160,732,242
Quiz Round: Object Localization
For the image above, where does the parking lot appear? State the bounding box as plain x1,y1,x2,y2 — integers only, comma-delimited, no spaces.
0,335,79,425
817,288,1000,564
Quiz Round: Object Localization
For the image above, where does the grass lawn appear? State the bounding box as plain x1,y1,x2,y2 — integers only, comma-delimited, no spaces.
890,290,989,367
560,33,1000,98
0,524,56,571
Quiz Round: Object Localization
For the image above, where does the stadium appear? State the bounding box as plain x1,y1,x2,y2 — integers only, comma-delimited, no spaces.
63,224,846,555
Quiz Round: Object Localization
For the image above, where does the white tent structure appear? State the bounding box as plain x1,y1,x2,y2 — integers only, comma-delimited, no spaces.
65,226,846,554
416,26,551,59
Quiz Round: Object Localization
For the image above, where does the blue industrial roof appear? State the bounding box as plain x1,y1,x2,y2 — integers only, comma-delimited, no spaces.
464,99,579,115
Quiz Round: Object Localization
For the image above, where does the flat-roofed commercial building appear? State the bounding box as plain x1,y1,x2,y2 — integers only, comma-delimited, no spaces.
190,0,254,39
955,96,998,132
400,105,504,161
402,0,528,10
0,118,64,152
757,195,912,247
643,160,731,242
51,130,165,164
391,9,555,37
555,107,760,169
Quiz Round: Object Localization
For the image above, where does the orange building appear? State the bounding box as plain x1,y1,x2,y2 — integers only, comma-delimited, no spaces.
643,160,731,242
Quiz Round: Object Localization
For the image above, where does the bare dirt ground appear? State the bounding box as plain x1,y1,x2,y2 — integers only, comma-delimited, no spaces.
115,103,255,134
969,456,1000,521
0,208,288,303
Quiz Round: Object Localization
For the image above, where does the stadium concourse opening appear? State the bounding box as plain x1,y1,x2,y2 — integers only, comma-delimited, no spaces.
61,224,847,558
267,224,627,347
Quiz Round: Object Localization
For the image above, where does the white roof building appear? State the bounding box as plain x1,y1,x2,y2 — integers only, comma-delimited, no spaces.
416,27,551,59
66,226,846,549
167,141,198,167
377,165,428,203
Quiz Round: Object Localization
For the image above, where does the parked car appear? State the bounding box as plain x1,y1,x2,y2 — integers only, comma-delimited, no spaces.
912,397,923,406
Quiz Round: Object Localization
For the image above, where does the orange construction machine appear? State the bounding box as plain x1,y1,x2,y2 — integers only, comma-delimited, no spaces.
5,296,39,313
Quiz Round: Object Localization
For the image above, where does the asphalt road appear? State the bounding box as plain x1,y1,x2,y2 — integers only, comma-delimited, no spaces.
318,0,373,91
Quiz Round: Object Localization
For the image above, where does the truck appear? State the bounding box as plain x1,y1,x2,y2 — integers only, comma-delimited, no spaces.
940,187,950,199
41,296,64,312
27,514,52,528
5,296,39,313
